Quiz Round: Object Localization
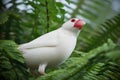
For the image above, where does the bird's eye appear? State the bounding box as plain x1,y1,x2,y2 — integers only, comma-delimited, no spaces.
71,19,76,22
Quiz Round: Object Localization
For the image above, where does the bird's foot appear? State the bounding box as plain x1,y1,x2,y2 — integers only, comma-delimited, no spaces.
38,63,47,75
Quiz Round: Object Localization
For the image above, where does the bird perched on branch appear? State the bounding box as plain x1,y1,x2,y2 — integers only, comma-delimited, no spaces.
18,18,86,75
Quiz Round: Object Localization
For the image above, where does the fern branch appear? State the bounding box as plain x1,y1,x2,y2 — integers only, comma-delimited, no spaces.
45,0,50,32
71,0,85,18
82,14,120,51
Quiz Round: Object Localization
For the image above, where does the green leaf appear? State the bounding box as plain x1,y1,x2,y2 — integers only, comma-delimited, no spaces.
80,14,120,51
0,40,33,80
0,12,9,24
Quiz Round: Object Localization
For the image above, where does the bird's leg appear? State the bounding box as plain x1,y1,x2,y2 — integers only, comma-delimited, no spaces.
38,63,47,75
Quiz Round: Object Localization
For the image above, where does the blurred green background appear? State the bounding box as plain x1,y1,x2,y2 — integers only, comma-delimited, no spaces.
0,0,120,80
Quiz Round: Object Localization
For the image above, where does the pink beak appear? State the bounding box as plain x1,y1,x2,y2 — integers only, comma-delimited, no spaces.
74,19,86,29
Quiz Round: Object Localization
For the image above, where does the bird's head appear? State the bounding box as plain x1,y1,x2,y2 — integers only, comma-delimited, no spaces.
62,18,86,31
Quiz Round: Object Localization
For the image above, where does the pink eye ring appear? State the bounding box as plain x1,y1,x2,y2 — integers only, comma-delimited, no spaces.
71,19,76,22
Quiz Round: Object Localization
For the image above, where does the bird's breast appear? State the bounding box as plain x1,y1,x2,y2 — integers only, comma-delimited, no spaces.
57,33,77,62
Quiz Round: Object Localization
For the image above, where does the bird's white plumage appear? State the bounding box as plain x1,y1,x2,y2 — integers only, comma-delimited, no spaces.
19,30,58,50
18,18,85,74
19,28,77,67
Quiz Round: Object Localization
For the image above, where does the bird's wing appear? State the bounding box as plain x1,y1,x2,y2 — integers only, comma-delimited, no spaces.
18,30,58,50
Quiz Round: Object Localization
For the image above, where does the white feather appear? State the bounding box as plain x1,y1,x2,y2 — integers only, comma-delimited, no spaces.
18,30,58,50
18,28,77,67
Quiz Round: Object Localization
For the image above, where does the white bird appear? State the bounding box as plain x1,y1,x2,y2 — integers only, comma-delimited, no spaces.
18,18,86,75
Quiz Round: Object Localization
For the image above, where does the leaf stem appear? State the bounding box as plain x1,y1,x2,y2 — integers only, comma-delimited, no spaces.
45,0,50,32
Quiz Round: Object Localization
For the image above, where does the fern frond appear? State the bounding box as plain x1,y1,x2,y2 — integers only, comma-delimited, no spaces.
0,13,9,24
81,14,120,51
0,40,33,80
82,62,120,80
64,0,113,27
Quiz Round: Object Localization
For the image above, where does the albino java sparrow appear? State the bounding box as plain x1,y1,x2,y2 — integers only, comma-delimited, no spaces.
18,18,86,75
